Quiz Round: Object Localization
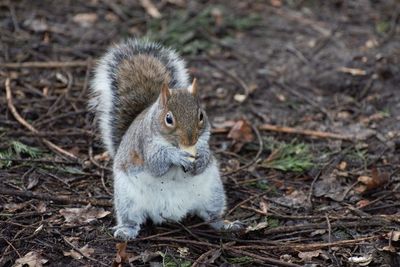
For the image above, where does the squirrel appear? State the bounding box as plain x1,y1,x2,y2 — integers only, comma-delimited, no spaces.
89,39,243,240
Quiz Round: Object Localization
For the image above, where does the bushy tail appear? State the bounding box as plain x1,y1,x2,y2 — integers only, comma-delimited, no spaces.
89,39,189,157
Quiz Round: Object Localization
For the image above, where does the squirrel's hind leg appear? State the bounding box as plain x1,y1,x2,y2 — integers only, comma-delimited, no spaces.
113,201,144,240
113,172,145,240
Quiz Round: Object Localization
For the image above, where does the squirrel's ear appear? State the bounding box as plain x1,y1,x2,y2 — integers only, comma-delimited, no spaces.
188,78,197,96
160,83,171,107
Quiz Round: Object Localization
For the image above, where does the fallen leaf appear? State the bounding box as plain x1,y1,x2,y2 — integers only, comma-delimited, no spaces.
139,0,161,18
385,231,400,242
59,205,111,225
227,119,254,152
259,200,269,214
229,120,254,143
357,168,389,192
13,251,48,267
64,244,94,260
112,242,131,267
35,201,47,213
72,13,98,27
27,174,40,190
356,199,370,208
4,202,29,212
348,255,373,266
298,250,323,261
245,221,268,233
140,250,161,263
272,190,311,209
313,171,348,201
310,229,326,236
270,0,283,7
338,161,347,170
177,247,189,257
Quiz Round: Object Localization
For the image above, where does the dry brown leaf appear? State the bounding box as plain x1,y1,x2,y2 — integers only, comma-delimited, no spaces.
35,201,47,213
338,161,347,170
270,0,283,7
356,199,370,208
259,200,269,214
63,244,94,260
13,251,48,267
273,190,310,209
139,0,161,18
298,250,323,261
27,174,40,190
310,229,326,236
72,13,98,27
228,119,254,142
357,168,389,192
112,242,130,267
4,202,29,212
59,205,111,225
384,231,400,242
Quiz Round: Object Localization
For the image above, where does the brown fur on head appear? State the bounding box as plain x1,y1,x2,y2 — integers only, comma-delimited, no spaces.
158,79,206,147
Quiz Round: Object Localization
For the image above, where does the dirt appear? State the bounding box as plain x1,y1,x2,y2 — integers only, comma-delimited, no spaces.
1,0,399,266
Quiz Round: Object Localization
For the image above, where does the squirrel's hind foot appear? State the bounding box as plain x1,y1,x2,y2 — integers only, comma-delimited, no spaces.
113,225,140,240
210,219,245,232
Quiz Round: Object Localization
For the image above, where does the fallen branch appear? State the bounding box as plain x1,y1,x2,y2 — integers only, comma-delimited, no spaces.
5,78,78,160
0,60,90,68
0,188,112,207
212,124,355,141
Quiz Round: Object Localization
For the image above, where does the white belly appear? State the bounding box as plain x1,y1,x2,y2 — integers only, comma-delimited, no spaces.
114,162,219,224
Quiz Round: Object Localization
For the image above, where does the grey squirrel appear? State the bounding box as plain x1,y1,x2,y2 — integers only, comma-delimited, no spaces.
89,39,242,240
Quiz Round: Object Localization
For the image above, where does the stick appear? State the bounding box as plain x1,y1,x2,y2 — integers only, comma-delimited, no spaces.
258,124,354,140
5,78,78,160
212,124,355,141
0,188,112,207
0,60,90,68
61,234,108,266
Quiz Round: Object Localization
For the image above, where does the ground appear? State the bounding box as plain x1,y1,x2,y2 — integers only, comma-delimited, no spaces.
1,0,400,266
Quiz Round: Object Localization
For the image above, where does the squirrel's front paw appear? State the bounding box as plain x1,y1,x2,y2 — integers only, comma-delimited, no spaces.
170,148,194,172
113,225,140,240
192,152,211,175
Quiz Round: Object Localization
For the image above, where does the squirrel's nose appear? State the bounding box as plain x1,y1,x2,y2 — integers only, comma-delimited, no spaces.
181,130,198,146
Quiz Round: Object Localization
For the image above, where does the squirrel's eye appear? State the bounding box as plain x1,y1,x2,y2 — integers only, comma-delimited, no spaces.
165,112,174,127
199,111,204,122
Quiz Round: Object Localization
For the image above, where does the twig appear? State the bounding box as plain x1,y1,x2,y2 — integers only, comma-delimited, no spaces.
5,78,78,160
258,124,354,140
227,248,301,267
325,214,332,252
191,249,220,267
61,234,108,266
286,236,379,251
0,188,112,207
226,192,266,216
264,220,390,235
212,124,355,141
0,60,90,68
